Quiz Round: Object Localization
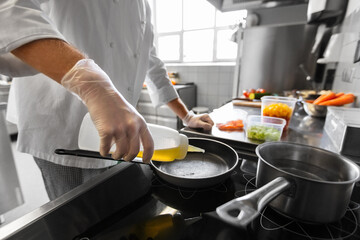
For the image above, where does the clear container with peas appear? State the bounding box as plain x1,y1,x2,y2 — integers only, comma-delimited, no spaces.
246,115,286,141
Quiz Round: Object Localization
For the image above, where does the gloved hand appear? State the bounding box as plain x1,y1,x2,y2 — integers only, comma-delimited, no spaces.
182,111,214,131
61,59,154,162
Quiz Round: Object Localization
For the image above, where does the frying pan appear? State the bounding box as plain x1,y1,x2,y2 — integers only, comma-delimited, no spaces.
216,141,360,227
55,138,239,189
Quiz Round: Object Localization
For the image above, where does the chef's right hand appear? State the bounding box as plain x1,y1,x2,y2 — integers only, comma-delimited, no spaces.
61,59,154,163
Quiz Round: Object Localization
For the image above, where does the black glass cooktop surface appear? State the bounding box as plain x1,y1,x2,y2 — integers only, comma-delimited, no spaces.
74,159,360,240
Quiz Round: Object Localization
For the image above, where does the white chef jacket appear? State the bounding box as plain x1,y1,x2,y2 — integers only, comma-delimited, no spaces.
0,0,179,168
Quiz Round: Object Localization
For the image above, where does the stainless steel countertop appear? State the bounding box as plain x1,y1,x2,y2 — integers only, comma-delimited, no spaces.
181,102,360,164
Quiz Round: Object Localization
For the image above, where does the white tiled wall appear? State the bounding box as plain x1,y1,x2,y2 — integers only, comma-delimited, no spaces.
331,0,360,105
165,64,235,111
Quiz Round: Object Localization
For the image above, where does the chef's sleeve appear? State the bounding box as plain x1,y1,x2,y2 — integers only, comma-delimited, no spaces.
0,0,66,77
145,45,179,108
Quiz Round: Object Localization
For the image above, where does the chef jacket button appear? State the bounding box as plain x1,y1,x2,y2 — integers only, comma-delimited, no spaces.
134,53,138,58
127,87,132,91
141,20,146,25
113,0,120,3
109,42,114,48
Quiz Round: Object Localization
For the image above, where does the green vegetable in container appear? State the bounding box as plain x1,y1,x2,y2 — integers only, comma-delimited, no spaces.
247,125,281,141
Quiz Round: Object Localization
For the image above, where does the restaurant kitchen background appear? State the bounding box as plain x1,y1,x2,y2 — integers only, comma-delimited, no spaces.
1,0,360,236
136,0,360,130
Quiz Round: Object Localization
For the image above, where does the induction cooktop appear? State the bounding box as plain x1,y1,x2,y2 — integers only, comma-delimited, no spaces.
74,159,360,240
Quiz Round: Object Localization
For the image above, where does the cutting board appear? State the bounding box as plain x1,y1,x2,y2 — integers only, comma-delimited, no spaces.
232,100,262,108
180,102,261,161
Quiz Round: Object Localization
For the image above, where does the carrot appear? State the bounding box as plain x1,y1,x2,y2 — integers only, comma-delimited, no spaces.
335,92,344,98
318,93,355,106
217,119,244,131
313,92,336,105
305,100,314,103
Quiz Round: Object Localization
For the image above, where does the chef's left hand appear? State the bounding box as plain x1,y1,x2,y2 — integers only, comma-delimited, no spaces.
182,111,214,131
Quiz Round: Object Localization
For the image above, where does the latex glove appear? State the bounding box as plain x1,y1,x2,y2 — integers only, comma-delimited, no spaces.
61,59,154,162
182,110,214,131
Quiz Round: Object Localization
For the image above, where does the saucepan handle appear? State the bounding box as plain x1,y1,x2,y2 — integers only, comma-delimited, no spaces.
216,177,291,228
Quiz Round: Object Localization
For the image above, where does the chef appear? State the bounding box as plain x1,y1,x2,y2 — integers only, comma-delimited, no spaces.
0,0,214,200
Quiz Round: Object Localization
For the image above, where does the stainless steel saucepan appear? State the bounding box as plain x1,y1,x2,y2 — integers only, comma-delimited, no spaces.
217,141,360,227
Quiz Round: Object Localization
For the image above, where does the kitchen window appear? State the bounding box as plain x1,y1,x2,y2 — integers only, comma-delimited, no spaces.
148,0,247,63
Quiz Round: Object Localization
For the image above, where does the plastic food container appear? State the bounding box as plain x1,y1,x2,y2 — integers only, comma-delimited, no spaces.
261,96,297,130
246,115,286,141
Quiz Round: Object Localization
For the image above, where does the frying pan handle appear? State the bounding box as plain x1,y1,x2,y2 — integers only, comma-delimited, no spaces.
55,149,146,164
216,177,291,228
55,149,115,160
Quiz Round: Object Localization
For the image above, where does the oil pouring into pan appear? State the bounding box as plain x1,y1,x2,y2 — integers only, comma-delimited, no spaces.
56,113,239,188
76,113,205,162
216,142,360,227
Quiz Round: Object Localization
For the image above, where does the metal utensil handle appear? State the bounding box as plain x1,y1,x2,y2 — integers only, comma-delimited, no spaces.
216,177,291,228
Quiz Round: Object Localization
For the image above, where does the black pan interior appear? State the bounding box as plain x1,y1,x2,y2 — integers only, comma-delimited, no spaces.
151,138,238,180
